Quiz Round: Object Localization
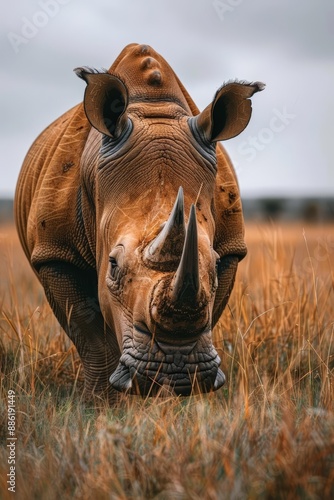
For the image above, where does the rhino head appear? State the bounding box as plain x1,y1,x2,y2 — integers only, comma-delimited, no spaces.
75,44,264,396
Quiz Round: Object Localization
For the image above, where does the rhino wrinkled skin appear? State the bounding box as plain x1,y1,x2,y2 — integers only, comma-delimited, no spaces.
15,43,264,401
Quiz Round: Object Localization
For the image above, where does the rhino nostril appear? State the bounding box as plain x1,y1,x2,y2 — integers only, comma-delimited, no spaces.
133,323,151,336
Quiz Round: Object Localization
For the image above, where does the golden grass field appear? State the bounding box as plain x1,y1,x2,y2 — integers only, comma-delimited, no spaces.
0,221,334,499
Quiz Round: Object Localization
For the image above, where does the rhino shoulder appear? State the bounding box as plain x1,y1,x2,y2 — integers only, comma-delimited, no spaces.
15,104,93,269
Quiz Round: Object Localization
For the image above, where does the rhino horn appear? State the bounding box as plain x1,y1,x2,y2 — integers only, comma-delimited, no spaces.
145,187,185,265
171,204,200,303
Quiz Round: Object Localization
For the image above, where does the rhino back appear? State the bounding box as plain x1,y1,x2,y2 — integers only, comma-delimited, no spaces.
15,104,94,271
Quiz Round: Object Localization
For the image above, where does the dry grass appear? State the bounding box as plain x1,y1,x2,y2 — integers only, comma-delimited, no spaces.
0,222,334,499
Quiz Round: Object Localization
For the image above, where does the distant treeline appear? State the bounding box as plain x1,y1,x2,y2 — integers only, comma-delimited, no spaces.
0,199,14,224
1,198,334,224
242,198,334,222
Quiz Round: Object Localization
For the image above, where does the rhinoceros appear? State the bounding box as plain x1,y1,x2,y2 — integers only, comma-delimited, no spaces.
15,43,264,400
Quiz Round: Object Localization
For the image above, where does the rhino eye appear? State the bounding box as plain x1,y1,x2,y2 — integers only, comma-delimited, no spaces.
107,245,125,286
109,256,119,280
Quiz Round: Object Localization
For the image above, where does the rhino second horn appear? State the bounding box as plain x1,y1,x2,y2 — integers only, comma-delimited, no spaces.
145,186,185,264
171,204,200,303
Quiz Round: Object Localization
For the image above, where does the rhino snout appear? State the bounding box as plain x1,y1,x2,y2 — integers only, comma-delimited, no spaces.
109,328,225,396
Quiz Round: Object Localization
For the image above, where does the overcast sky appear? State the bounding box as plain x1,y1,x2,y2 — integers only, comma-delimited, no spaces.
2,0,334,198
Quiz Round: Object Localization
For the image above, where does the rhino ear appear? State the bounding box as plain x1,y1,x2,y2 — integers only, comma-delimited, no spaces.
74,67,130,139
194,81,265,142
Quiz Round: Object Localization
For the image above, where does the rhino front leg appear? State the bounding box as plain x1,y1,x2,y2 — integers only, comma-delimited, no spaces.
37,262,121,402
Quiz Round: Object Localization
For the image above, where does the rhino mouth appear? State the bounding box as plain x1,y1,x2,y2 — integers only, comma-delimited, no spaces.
109,327,225,396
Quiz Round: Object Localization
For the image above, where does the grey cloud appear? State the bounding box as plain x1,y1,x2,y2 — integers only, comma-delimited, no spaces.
1,0,333,197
